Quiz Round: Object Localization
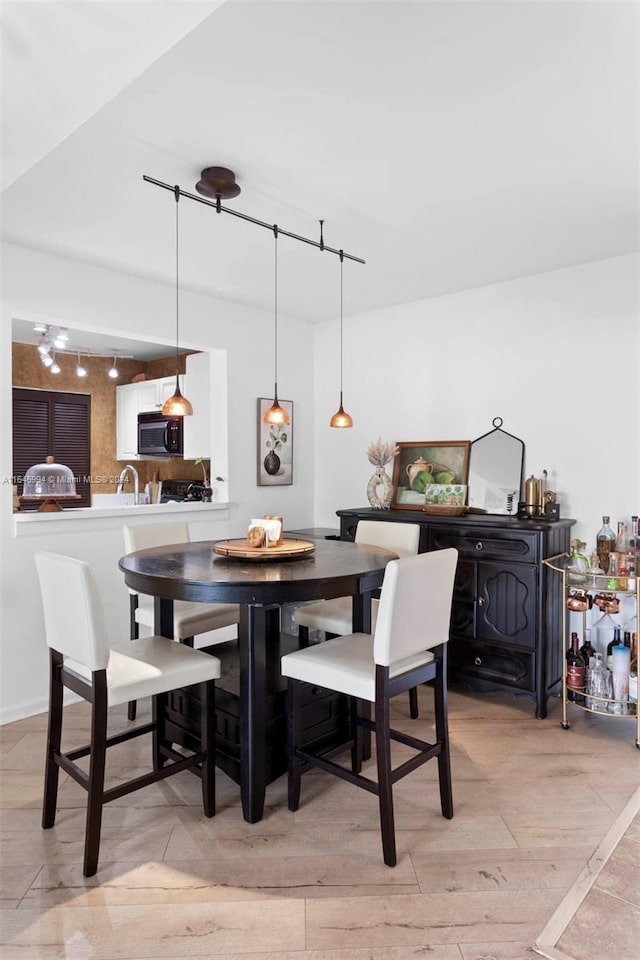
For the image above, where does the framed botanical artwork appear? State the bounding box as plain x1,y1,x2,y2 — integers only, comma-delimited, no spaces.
257,398,293,486
391,440,470,510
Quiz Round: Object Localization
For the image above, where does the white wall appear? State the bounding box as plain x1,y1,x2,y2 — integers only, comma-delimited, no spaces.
314,254,640,544
0,242,315,722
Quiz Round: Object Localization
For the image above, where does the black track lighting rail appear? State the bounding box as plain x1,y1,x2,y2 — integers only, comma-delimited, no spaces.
143,175,366,265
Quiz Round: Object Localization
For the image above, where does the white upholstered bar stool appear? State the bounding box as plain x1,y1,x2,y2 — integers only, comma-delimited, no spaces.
35,551,221,877
295,520,421,717
282,547,458,867
123,522,239,720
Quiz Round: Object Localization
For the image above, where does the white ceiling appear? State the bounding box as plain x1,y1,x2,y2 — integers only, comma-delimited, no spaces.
2,0,638,343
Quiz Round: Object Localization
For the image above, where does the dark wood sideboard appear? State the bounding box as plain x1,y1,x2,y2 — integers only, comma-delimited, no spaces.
337,508,575,718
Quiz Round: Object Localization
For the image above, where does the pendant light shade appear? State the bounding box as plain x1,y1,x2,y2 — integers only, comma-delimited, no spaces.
162,185,193,417
329,398,353,429
329,252,353,428
263,226,290,426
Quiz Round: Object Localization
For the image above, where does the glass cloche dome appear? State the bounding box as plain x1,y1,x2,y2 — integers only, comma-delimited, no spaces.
21,456,79,511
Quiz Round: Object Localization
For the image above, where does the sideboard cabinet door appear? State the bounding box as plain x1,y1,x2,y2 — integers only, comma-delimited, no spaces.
337,507,575,718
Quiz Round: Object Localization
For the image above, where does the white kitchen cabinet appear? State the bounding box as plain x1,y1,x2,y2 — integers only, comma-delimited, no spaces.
115,382,141,460
116,375,184,460
137,376,183,413
182,353,211,460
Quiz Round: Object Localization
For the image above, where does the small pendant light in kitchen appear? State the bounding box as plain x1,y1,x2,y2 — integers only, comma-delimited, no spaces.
263,225,289,426
162,185,193,417
329,251,353,428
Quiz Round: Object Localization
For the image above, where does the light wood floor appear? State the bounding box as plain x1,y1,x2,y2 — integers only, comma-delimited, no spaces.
1,684,639,960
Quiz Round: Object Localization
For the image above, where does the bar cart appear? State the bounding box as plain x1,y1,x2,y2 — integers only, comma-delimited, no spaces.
543,555,639,748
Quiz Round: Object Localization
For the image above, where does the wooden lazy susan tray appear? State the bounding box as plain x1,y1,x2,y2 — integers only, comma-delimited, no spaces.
213,538,316,561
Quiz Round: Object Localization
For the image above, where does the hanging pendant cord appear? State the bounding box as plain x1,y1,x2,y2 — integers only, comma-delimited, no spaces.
273,225,279,389
339,250,344,396
174,185,180,374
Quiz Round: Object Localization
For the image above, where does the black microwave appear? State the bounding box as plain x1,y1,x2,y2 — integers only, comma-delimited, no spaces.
137,412,183,457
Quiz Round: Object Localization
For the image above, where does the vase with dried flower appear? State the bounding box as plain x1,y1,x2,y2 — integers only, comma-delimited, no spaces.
366,438,399,510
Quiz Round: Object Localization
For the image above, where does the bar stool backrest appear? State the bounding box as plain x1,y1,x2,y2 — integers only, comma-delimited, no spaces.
355,520,419,558
123,521,190,554
373,548,458,667
35,551,109,671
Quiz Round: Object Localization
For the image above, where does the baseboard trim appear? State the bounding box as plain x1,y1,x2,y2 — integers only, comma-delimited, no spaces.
1,690,81,726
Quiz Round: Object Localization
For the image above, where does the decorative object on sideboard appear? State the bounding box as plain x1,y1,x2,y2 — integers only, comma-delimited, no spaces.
161,185,193,418
365,438,399,509
517,468,561,520
329,249,353,428
390,440,470,511
467,417,524,515
257,399,293,486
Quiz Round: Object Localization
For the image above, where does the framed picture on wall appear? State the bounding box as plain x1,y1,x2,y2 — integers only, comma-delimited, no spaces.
391,440,470,509
257,398,293,486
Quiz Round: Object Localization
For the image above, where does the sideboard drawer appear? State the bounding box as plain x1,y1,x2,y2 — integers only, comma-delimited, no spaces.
430,526,539,563
448,637,535,692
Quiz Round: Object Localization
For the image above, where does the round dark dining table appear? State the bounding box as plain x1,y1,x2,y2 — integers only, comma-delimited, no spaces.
119,537,395,822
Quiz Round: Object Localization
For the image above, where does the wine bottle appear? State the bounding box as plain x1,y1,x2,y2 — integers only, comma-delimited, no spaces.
606,627,622,672
566,632,585,703
596,516,616,574
579,633,596,669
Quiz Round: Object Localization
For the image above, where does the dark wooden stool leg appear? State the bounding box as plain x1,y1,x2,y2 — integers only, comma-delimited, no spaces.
409,686,419,719
84,671,108,877
350,696,362,774
42,650,63,829
200,679,216,818
287,679,302,812
375,675,396,867
152,692,168,770
128,595,139,722
298,625,310,648
434,646,453,820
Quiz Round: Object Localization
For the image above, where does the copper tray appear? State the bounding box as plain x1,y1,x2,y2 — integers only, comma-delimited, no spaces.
213,538,315,561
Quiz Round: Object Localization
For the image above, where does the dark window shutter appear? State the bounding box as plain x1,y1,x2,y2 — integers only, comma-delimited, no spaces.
13,388,91,509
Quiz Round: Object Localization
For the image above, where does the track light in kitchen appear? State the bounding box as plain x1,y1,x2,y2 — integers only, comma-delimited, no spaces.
50,354,61,374
108,357,119,379
76,353,87,378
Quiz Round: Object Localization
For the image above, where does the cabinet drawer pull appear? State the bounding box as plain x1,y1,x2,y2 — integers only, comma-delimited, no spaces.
475,541,484,551
477,596,485,606
474,656,482,666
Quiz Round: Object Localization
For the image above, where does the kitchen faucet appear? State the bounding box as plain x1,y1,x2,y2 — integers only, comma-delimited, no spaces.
116,464,140,503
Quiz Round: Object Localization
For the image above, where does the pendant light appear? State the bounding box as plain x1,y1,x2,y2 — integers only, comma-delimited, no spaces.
263,225,289,426
76,353,87,378
162,185,193,417
329,251,353,428
108,356,119,379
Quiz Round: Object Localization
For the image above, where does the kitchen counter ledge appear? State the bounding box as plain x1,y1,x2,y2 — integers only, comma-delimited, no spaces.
13,500,229,537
